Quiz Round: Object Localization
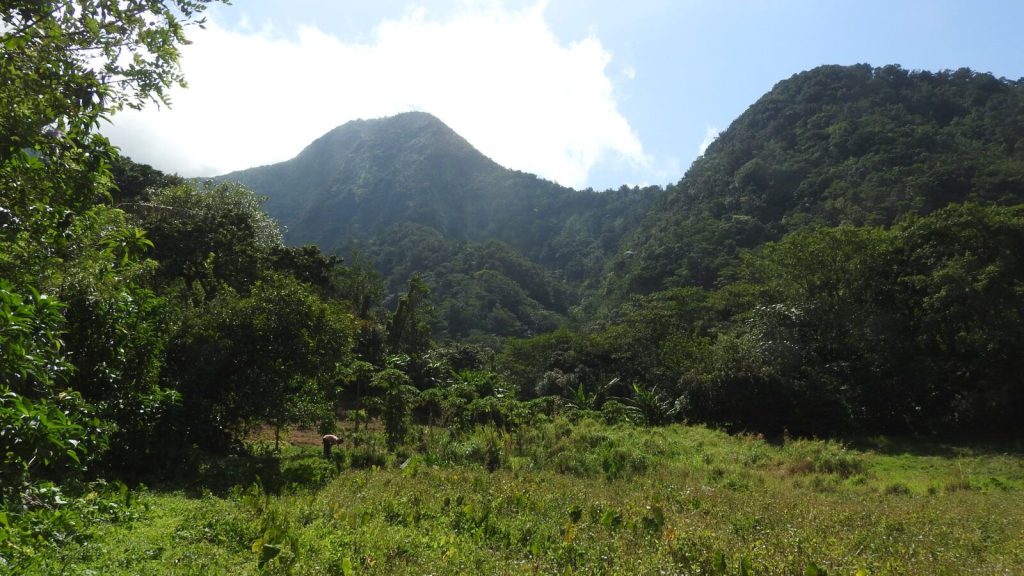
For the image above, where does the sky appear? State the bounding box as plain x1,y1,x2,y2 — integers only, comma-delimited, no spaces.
104,0,1024,191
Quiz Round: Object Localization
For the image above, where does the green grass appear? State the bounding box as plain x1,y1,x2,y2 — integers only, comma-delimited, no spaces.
34,419,1024,575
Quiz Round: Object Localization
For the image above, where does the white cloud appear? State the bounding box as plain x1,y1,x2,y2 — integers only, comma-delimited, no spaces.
103,2,649,189
697,125,719,156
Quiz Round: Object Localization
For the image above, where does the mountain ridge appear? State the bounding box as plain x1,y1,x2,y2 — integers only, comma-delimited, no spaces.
608,64,1024,297
217,110,661,342
218,111,590,251
216,64,1024,342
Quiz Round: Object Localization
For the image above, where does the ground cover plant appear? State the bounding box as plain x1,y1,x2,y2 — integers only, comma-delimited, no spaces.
27,418,1024,575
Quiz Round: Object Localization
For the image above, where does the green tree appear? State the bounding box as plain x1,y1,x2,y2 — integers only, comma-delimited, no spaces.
674,205,1024,435
0,282,102,498
386,274,434,356
498,329,577,399
134,181,285,294
165,274,355,452
694,225,902,434
370,366,419,449
56,206,176,469
0,0,222,497
2,0,222,279
893,203,1024,432
334,251,384,319
109,155,184,203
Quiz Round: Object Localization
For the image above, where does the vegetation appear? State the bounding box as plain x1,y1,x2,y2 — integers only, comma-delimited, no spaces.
614,64,1024,296
517,203,1024,437
2,2,1024,572
220,112,660,340
23,420,1024,575
491,66,1024,439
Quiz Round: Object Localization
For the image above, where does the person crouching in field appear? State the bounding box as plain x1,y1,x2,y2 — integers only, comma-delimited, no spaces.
322,434,342,458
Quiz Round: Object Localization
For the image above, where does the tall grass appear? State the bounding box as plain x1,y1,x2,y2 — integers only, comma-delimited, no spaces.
29,419,1024,575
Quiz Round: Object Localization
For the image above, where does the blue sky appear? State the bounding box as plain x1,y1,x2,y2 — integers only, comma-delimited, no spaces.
106,0,1024,190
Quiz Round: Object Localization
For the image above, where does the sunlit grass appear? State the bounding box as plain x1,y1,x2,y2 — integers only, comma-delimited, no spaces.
46,419,1024,575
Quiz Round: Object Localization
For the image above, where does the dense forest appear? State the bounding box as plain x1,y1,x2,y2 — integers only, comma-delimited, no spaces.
222,64,1024,438
2,1,1024,572
220,111,660,343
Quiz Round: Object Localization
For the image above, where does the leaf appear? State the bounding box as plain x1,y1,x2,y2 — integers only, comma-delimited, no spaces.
83,16,100,36
258,543,281,568
712,551,726,575
805,562,828,576
341,556,354,576
739,556,752,576
599,509,621,530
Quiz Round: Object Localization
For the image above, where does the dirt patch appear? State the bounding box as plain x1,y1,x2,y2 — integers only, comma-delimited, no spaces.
251,420,382,446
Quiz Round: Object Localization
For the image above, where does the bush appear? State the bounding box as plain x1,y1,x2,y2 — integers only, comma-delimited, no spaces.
280,457,337,488
783,439,865,478
349,445,388,469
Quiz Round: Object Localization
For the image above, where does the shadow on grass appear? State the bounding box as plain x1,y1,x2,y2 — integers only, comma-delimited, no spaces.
846,435,1024,458
136,442,390,498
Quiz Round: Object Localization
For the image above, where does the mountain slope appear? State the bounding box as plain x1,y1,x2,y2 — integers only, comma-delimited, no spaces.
223,112,513,248
610,64,1024,296
218,112,661,341
221,112,657,269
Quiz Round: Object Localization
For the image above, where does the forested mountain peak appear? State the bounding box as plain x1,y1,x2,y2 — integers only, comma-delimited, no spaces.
290,111,498,175
218,111,661,342
612,64,1024,295
218,110,579,252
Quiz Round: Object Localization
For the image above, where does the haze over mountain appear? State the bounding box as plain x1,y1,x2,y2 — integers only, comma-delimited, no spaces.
219,111,660,341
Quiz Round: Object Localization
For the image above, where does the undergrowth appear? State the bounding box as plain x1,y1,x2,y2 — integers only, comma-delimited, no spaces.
7,418,1024,575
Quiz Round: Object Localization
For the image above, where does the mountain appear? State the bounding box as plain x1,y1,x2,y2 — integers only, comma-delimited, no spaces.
218,65,1024,343
221,112,657,271
539,64,1024,437
609,64,1024,298
224,112,538,248
218,111,661,342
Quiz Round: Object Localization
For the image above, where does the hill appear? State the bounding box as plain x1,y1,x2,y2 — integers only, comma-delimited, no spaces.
611,64,1024,297
527,64,1024,436
219,111,660,341
216,65,1024,360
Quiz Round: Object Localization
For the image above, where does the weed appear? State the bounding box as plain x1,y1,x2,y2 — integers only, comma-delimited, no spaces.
35,421,1024,575
784,439,866,478
348,445,387,469
944,477,976,493
884,482,912,495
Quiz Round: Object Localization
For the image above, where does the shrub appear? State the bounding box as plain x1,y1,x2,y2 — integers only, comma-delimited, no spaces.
783,439,865,478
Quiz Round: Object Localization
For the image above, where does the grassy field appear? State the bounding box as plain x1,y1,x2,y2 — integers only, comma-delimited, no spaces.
37,419,1024,575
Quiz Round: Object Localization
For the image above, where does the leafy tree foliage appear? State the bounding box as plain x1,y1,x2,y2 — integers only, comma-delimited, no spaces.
613,65,1024,299
364,226,573,343
370,366,419,449
0,0,223,500
0,282,101,498
55,206,174,466
386,275,434,356
131,181,285,293
552,204,1024,436
109,155,184,203
164,274,355,452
